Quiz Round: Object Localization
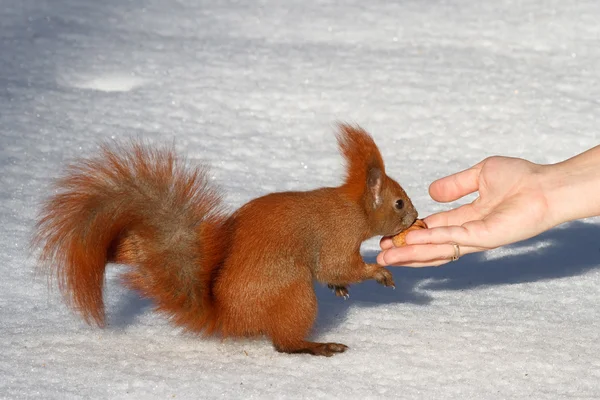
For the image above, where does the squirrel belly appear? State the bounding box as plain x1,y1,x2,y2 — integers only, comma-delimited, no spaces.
33,124,418,356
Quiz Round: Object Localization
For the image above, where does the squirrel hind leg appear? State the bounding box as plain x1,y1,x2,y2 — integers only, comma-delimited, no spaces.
264,281,348,357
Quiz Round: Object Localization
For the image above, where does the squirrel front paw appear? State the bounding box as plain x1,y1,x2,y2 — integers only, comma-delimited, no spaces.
372,267,395,289
327,284,350,299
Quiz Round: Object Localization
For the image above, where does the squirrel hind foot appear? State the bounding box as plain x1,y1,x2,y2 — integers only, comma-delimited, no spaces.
275,341,349,357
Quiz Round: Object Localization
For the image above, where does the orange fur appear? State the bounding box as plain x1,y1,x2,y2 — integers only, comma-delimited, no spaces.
32,124,418,356
336,122,386,201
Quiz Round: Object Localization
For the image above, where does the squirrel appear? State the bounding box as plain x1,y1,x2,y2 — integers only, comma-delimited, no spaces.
32,123,418,357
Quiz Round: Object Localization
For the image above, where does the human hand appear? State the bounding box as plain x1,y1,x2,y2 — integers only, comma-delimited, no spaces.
377,156,560,267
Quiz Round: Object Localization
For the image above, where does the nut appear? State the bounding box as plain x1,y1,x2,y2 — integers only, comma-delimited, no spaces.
391,219,428,247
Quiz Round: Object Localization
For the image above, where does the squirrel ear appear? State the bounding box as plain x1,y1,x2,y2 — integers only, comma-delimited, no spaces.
367,168,383,208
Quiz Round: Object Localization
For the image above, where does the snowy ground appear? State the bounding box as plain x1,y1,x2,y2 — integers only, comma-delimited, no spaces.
2,0,600,398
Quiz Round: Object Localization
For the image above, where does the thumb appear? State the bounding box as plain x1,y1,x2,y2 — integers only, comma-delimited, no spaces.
429,162,483,203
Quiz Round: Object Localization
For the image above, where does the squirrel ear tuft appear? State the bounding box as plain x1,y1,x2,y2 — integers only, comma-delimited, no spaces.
367,168,383,208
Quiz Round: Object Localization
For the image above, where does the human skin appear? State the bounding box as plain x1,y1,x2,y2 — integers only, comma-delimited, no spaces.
377,146,600,267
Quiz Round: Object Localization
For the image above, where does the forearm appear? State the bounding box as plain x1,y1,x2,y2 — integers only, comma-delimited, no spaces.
543,145,600,225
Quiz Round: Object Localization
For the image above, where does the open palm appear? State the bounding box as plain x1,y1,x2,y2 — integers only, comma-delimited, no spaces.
378,156,557,267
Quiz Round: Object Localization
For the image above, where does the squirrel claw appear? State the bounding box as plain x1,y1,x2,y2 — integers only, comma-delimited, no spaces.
373,267,395,288
328,284,350,299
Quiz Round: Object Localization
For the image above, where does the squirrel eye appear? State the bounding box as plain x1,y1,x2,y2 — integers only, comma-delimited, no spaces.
395,199,404,210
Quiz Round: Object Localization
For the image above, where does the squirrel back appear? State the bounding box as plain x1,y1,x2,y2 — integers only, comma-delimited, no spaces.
33,124,417,356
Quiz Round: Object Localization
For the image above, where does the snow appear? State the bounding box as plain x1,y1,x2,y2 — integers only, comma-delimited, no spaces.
1,0,600,398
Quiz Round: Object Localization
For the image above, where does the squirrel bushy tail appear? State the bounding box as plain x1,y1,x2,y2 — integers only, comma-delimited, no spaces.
32,142,230,331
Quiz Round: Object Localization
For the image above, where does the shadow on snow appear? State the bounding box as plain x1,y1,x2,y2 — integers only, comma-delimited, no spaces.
107,220,600,337
314,219,600,332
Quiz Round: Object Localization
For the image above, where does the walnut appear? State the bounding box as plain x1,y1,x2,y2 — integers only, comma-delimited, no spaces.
391,219,428,247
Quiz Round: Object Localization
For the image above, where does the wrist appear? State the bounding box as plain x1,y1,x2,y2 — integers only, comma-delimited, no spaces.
542,147,600,225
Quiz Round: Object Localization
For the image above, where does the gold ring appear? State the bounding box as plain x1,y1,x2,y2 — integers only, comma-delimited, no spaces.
451,244,460,261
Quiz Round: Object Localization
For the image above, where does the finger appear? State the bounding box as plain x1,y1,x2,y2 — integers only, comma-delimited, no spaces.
377,250,456,268
377,243,477,266
380,236,394,250
404,225,465,245
423,203,481,228
405,221,491,248
388,259,452,268
429,162,483,203
384,201,482,251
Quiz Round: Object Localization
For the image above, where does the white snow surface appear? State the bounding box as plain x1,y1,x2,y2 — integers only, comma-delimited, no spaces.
2,0,600,399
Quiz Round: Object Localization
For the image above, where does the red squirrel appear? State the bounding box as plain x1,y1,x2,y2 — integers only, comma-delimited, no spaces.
33,123,418,356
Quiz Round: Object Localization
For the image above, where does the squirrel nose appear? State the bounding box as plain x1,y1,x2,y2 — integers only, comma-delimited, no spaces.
403,209,418,226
